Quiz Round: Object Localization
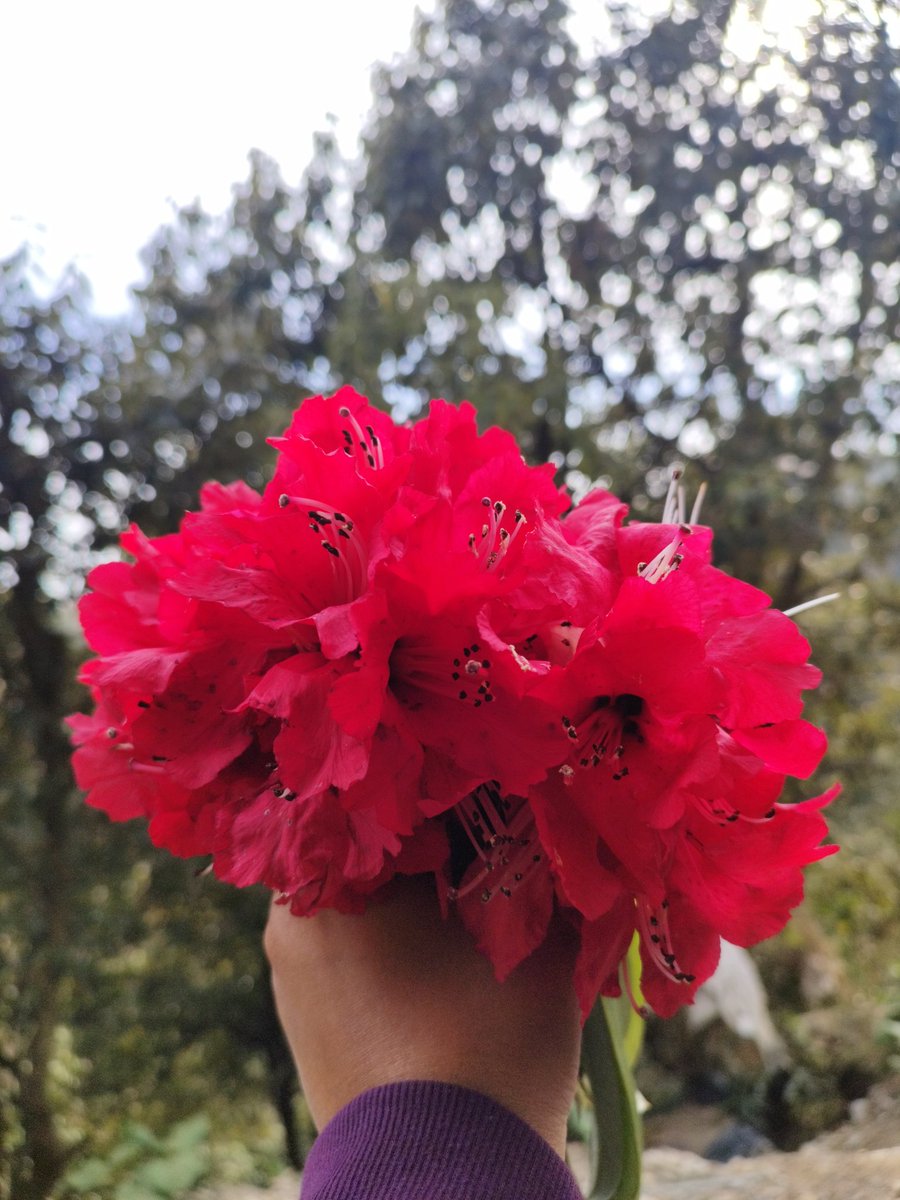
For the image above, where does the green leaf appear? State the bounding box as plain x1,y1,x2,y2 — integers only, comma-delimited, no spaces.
580,938,644,1200
121,1122,163,1153
64,1157,114,1190
114,1182,158,1200
161,1114,211,1152
130,1148,210,1196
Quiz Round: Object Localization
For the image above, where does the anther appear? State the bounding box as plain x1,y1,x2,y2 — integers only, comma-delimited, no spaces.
278,493,290,507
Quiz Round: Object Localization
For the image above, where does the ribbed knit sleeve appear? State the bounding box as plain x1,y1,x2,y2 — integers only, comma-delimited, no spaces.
300,1080,583,1200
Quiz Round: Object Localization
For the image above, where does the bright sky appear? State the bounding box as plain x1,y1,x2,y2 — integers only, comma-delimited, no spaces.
3,0,824,317
2,0,436,315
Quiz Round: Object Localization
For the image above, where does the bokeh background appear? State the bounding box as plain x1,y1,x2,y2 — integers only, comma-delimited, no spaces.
2,1,898,1198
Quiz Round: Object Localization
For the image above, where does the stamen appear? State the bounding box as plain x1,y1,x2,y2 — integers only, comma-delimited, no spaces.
638,533,682,583
278,493,366,602
783,592,840,618
449,786,540,903
662,468,683,525
689,481,707,526
339,406,383,470
469,497,527,570
128,761,167,776
365,424,385,470
636,897,695,985
692,794,777,825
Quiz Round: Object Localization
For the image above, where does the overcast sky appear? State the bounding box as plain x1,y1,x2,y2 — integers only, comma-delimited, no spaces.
2,0,441,314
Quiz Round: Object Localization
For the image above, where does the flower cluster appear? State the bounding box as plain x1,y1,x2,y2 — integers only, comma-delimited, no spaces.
70,389,836,1018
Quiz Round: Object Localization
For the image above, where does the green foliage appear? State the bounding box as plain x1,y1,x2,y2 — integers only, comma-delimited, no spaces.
62,1116,211,1200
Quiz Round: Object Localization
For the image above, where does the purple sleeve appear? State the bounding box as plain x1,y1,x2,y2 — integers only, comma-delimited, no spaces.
300,1080,583,1200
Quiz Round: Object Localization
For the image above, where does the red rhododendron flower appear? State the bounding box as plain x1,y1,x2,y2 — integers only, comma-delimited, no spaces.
70,389,837,1020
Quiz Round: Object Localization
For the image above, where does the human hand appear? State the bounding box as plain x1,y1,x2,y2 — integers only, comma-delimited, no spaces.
264,875,581,1156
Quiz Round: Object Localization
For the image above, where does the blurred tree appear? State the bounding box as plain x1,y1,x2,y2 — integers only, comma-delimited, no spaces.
329,0,898,604
0,256,124,1200
120,148,338,534
0,245,305,1198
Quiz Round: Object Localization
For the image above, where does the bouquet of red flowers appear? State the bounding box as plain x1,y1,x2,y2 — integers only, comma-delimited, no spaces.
69,389,836,1020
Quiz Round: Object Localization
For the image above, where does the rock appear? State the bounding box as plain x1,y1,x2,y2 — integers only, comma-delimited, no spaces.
688,941,789,1070
703,1123,774,1162
638,1145,900,1200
